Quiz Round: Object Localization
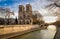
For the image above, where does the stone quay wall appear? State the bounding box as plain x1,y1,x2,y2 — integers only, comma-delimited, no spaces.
0,25,40,35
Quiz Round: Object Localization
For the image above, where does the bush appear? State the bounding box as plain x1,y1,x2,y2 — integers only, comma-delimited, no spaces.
33,20,44,25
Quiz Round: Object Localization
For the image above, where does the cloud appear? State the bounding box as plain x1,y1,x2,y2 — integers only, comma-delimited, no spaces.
31,0,54,10
4,0,57,18
30,0,55,17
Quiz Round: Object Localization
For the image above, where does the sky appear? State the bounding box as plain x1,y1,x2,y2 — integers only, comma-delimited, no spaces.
0,0,58,18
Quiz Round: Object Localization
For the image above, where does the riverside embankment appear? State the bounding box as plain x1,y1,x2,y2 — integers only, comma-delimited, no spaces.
0,25,42,39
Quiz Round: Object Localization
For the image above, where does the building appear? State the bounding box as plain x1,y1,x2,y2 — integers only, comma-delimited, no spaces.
32,11,43,23
0,4,43,25
18,4,33,25
32,11,43,19
0,18,16,25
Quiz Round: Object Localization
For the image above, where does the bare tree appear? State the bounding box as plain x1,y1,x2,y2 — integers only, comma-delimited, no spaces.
46,0,60,8
5,8,14,18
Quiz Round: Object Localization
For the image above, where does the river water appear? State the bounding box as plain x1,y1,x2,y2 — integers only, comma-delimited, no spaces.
9,25,56,39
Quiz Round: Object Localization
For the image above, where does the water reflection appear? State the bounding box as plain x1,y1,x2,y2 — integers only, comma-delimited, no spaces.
47,25,57,31
9,25,56,39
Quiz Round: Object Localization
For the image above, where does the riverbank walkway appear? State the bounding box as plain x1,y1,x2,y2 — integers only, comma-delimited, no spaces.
0,25,56,39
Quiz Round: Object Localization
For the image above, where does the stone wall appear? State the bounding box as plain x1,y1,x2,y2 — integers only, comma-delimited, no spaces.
0,25,40,35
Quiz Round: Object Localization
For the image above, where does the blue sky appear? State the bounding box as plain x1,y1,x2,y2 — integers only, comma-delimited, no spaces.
0,0,53,10
0,0,34,6
0,0,55,18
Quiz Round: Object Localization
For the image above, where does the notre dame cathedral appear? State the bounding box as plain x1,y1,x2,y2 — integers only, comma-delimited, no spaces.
18,4,33,25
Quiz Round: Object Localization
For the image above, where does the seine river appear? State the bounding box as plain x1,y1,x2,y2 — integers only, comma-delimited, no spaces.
9,25,56,39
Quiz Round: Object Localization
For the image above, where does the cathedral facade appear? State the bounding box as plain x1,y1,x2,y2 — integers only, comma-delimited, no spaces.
18,4,33,25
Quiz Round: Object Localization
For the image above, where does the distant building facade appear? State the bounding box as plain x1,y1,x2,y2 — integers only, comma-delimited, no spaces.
0,18,16,25
33,11,43,20
18,4,33,25
0,4,43,25
32,11,43,23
